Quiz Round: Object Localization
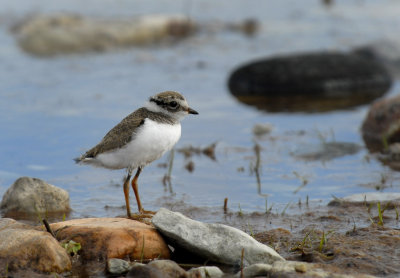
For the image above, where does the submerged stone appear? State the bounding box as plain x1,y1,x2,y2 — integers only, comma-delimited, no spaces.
329,192,400,207
362,94,400,152
13,14,195,56
292,142,361,161
228,51,391,112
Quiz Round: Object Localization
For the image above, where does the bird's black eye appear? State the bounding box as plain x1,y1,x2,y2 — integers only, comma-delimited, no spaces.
169,101,178,108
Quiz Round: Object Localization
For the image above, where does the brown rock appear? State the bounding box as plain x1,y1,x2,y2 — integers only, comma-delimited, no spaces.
50,218,170,261
0,218,71,273
148,260,188,278
127,264,165,278
362,94,400,152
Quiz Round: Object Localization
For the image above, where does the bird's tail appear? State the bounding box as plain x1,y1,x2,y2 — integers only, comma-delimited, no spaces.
73,156,83,164
74,155,97,165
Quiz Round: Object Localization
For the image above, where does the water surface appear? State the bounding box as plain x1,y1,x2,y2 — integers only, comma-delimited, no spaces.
1,0,400,220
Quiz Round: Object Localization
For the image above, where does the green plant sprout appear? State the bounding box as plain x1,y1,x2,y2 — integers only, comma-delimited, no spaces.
61,240,81,256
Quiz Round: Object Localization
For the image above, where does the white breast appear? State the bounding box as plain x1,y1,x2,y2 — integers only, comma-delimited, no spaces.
96,119,181,169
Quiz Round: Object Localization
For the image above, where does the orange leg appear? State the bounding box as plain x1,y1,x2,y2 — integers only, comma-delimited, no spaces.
131,167,156,215
123,171,132,218
131,167,143,213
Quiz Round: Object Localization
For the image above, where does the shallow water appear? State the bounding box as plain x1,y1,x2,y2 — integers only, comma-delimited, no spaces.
1,0,400,221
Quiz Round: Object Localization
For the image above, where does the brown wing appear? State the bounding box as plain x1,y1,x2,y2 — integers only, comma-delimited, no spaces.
82,108,147,158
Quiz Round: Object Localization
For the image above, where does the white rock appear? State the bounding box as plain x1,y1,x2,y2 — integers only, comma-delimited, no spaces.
152,208,284,266
0,176,70,214
188,266,224,278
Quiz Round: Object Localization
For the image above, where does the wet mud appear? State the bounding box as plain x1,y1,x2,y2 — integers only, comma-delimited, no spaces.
172,202,400,277
1,200,400,277
254,214,400,277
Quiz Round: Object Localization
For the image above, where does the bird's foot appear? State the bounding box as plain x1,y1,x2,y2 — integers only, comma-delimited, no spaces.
129,214,152,224
127,209,156,223
139,209,156,215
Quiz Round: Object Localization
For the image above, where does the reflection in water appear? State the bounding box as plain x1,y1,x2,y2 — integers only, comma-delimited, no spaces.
233,94,387,113
162,149,175,194
1,0,400,222
292,142,362,162
252,142,268,203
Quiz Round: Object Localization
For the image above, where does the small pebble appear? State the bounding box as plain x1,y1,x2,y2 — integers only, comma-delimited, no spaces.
188,266,224,278
294,263,307,273
107,258,131,274
253,123,273,136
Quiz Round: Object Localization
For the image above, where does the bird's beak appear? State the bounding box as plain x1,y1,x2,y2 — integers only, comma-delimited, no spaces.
187,107,199,115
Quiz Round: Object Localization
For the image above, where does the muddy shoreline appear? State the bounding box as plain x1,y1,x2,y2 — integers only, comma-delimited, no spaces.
1,199,399,277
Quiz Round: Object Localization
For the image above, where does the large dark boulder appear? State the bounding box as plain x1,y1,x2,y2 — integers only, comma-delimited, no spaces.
228,52,392,112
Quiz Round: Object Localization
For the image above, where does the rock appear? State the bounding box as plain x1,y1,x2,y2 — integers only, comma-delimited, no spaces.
269,261,375,278
50,217,170,261
0,176,70,215
226,18,259,36
107,258,133,275
361,94,400,152
188,266,224,278
0,218,71,273
329,192,400,207
236,261,375,278
13,14,194,56
235,263,272,277
252,123,273,137
110,259,189,278
148,260,188,278
376,142,400,170
127,264,165,278
0,217,31,230
228,52,391,112
152,208,284,266
353,40,400,76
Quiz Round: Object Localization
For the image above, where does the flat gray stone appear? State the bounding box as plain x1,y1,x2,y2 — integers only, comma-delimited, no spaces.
152,208,284,266
0,176,70,214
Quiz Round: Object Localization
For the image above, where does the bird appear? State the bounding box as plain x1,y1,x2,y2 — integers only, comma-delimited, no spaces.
75,91,198,218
